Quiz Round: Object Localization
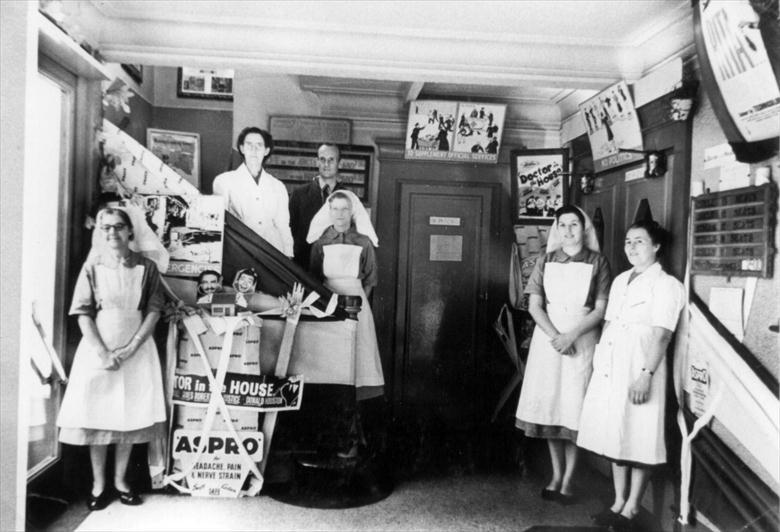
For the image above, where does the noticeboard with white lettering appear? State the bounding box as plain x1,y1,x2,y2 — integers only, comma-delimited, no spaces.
691,183,776,277
173,372,303,411
264,141,373,200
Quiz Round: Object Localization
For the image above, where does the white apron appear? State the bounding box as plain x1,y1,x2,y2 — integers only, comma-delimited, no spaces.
578,267,673,465
322,244,384,394
57,263,166,432
515,261,599,437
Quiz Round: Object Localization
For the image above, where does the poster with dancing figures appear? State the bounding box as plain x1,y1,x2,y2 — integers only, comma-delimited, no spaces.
578,81,644,172
405,100,506,163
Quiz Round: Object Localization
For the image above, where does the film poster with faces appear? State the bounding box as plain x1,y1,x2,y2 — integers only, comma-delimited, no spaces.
578,81,644,172
405,100,506,163
515,153,565,220
142,194,224,278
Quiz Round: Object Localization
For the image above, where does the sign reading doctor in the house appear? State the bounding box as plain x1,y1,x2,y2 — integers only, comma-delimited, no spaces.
579,81,644,172
405,100,506,163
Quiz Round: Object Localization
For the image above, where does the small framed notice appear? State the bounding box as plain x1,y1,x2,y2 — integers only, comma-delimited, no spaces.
430,235,463,262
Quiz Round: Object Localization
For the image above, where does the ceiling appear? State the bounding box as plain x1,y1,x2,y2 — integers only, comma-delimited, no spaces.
63,1,695,138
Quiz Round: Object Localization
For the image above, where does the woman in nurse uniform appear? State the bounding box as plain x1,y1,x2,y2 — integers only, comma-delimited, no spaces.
57,207,167,510
515,205,611,503
578,220,684,530
307,190,384,400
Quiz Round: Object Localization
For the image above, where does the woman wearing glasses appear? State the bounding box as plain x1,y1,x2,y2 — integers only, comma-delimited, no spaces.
57,207,166,511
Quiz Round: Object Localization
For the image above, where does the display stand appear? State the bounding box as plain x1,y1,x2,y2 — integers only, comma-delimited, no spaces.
266,296,393,509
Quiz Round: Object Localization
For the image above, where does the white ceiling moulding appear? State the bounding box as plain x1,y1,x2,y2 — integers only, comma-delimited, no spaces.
90,1,689,48
85,9,651,89
99,45,630,90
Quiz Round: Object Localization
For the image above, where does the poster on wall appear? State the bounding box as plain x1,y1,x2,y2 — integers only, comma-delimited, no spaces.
147,128,201,189
177,67,234,101
697,0,780,141
510,149,568,225
160,195,225,278
405,100,506,163
578,81,644,173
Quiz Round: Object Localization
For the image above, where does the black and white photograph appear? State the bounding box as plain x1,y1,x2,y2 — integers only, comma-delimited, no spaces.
4,2,779,532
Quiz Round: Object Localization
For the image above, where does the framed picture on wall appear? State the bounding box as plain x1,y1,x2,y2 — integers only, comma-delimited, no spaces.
177,67,234,101
510,148,569,225
147,128,201,189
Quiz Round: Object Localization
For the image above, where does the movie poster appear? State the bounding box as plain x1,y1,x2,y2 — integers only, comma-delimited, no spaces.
578,81,644,172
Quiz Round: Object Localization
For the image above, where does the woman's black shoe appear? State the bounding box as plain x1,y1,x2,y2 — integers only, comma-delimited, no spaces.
556,492,577,506
86,490,112,511
608,514,639,532
116,489,143,506
591,508,620,526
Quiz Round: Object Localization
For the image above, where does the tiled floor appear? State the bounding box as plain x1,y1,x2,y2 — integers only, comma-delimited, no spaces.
34,464,624,532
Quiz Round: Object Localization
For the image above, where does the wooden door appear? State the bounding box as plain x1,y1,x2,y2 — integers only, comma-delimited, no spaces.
581,153,682,277
394,183,494,427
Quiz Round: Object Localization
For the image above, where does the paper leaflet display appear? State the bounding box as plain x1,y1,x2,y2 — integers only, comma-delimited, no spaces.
165,314,304,497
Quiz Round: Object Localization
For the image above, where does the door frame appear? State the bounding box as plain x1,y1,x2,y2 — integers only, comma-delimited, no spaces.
374,145,511,413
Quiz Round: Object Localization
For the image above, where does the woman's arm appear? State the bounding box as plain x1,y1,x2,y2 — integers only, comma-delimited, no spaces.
110,311,161,364
77,315,114,367
528,293,561,338
549,298,607,355
628,326,674,404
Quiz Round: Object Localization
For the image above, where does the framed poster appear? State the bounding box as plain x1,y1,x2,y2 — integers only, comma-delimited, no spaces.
578,81,644,173
147,128,200,189
510,149,568,225
404,100,506,163
177,67,234,101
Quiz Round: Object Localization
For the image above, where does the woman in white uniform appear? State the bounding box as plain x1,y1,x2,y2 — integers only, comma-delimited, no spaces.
515,205,611,503
58,207,167,510
212,127,294,257
577,220,684,530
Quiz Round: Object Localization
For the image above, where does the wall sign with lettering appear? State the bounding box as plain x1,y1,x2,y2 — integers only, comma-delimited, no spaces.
691,183,777,277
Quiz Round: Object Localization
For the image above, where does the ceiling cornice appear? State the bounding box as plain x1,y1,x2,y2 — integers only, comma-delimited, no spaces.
84,1,692,90
90,1,690,49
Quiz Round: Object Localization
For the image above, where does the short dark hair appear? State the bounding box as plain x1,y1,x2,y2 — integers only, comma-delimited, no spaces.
628,219,670,256
197,269,222,284
234,268,259,284
98,207,134,240
236,127,274,161
554,204,585,226
318,143,341,160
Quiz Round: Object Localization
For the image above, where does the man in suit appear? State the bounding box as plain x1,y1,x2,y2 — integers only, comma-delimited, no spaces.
289,143,347,268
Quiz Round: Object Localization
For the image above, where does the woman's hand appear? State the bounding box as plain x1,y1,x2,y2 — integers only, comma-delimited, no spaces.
110,340,139,365
628,373,652,404
98,348,121,371
550,332,577,355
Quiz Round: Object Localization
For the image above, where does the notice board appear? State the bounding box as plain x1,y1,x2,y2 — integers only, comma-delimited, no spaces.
691,183,777,277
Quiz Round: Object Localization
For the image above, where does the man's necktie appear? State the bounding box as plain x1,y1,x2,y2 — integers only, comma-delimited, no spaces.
322,184,330,203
